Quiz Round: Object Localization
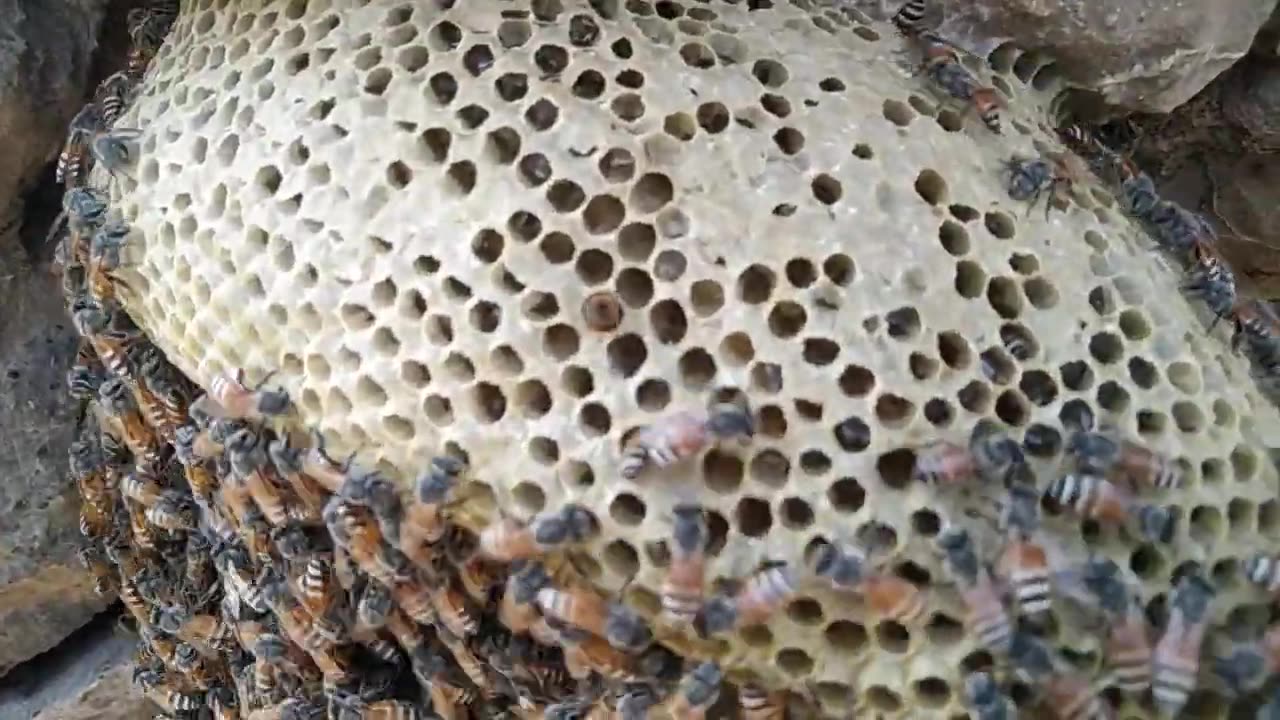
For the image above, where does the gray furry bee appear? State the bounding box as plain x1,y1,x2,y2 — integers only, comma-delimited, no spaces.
1211,625,1280,696
696,564,798,637
88,218,130,303
661,504,708,623
964,672,1014,720
667,661,722,719
1003,153,1088,217
913,419,1025,486
1046,473,1174,542
90,127,144,181
920,37,1001,133
57,105,103,188
1153,573,1215,718
619,402,754,479
937,528,1013,653
94,71,137,125
1147,200,1213,253
1066,427,1183,490
1183,239,1238,325
478,503,600,561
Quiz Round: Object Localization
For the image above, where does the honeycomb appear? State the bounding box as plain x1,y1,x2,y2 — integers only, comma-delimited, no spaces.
103,0,1280,715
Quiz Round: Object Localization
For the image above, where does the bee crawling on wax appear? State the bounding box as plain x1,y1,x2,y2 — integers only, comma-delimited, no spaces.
1003,152,1089,218
1152,572,1215,718
478,503,600,561
918,34,1002,133
619,400,754,480
1183,239,1238,327
57,105,103,189
913,418,1026,486
1246,552,1280,596
193,368,292,423
1045,473,1175,543
810,539,926,623
660,504,708,624
890,0,932,37
1228,299,1280,377
666,661,722,720
1211,624,1280,697
937,528,1013,654
964,672,1015,720
995,483,1052,621
90,127,145,181
94,70,138,126
695,563,799,637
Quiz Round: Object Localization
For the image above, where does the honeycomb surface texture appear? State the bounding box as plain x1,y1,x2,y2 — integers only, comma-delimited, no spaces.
109,0,1280,716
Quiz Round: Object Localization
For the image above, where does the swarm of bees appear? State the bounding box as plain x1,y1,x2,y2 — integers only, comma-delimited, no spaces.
51,2,1280,719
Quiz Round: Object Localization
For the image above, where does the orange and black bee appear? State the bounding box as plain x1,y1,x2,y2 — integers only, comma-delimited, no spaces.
479,504,599,561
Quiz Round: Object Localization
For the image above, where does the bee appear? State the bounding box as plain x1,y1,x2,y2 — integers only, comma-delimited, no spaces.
341,471,404,544
428,576,481,637
1119,168,1160,220
458,555,503,604
561,633,641,682
98,377,161,459
938,528,1013,653
478,503,600,561
300,429,351,493
77,543,116,595
183,534,218,602
1229,300,1280,371
1212,625,1280,696
412,650,481,720
136,347,189,438
61,186,109,265
661,504,709,623
667,662,722,719
261,571,337,654
499,562,550,633
327,499,412,586
266,436,329,520
810,541,867,589
296,555,348,642
738,684,786,719
971,86,1002,134
121,464,164,507
154,604,236,653
89,127,144,181
67,354,105,403
227,429,293,526
535,584,646,649
697,564,799,637
964,673,1013,720
1183,239,1238,325
133,668,203,713
356,579,394,630
919,38,1000,133
348,699,423,720
913,419,1025,485
401,456,465,562
435,625,491,694
1246,552,1280,595
1102,604,1154,696
1003,153,1086,218
94,70,137,125
619,402,754,479
890,0,929,36
1040,671,1110,720
145,491,198,531
1066,428,1182,490
87,217,130,303
71,299,137,378
996,484,1052,620
197,369,292,422
1152,573,1215,718
173,642,219,690
70,438,114,517
1045,474,1175,542
57,105,102,188
208,685,239,720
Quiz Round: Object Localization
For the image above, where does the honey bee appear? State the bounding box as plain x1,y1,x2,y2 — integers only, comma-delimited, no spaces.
208,684,240,720
1212,625,1280,696
478,503,600,561
133,668,203,714
561,633,641,682
1003,153,1086,218
1007,631,1055,684
1119,167,1159,220
859,572,927,623
98,377,161,462
1229,300,1280,374
67,351,105,403
1066,428,1182,490
662,504,708,623
1246,553,1280,595
810,540,867,589
1183,239,1238,326
937,529,1012,653
499,562,550,633
61,187,109,265
300,429,351,493
173,642,220,690
77,543,116,595
341,471,404,543
296,556,348,642
57,105,102,188
136,347,189,436
697,564,799,637
145,491,198,531
1045,474,1175,542
1147,200,1214,254
412,650,481,720
964,672,1014,720
94,70,136,126
261,571,341,656
266,436,329,519
356,579,394,630
919,37,1000,133
619,402,754,479
457,555,503,604
401,456,465,563
325,499,411,586
1152,573,1215,718
1040,670,1110,720
971,87,1003,134
1103,604,1154,696
87,217,130,303
70,439,114,521
89,127,144,180
738,684,786,719
153,604,236,653
435,624,491,694
197,369,292,422
667,662,722,719
227,429,292,527
71,299,131,378
996,484,1052,620
121,466,163,507
913,419,1025,486
890,0,929,36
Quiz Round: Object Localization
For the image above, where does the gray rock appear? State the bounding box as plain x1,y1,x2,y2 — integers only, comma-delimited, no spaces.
851,0,1278,113
0,0,108,248
1221,55,1280,152
0,240,110,677
0,617,146,720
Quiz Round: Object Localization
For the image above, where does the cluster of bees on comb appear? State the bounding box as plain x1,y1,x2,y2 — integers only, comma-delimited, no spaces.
42,1,1280,718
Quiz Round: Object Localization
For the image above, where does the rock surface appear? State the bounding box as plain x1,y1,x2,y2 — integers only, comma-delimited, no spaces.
0,0,108,248
853,0,1278,113
0,240,111,676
